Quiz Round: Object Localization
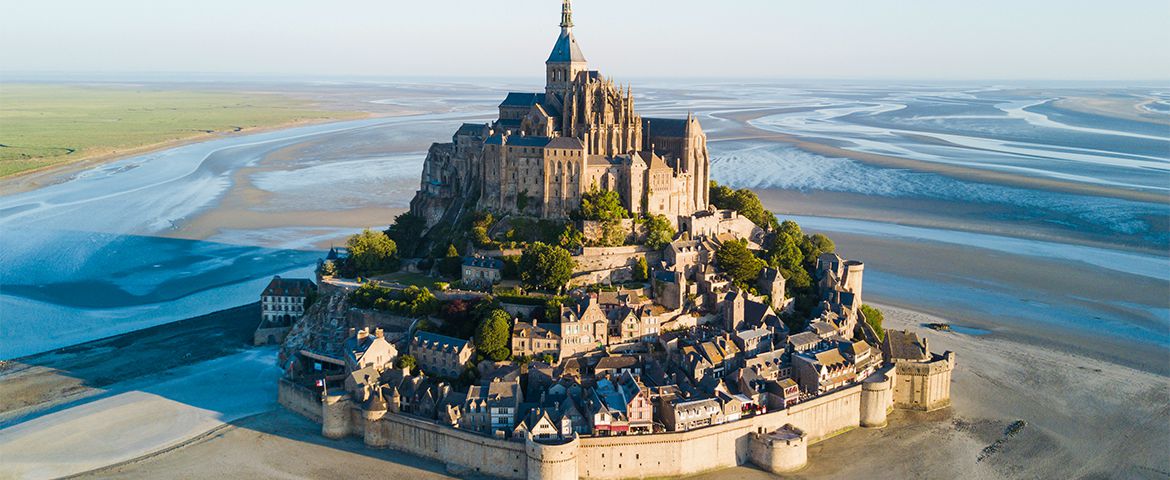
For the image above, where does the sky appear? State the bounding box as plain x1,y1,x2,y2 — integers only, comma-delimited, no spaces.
2,0,1168,81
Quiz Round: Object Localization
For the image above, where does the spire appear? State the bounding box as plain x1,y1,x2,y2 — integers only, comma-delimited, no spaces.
561,0,573,30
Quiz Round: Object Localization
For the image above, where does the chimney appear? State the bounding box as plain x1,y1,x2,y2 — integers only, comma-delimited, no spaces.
348,327,356,338
357,328,370,342
532,319,538,327
375,327,385,339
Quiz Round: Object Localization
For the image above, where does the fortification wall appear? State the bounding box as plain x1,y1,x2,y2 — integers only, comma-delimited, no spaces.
280,380,872,479
278,378,322,423
574,384,861,479
367,410,530,479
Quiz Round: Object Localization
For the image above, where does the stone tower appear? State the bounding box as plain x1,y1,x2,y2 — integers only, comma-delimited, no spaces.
546,0,587,97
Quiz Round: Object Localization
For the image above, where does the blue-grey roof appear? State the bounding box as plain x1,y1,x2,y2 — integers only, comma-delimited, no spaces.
643,118,689,138
507,136,552,148
463,256,504,269
546,137,584,149
455,123,487,137
414,331,470,350
547,30,586,64
500,92,546,108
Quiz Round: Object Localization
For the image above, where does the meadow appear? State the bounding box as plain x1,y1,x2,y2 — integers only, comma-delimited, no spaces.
0,84,359,178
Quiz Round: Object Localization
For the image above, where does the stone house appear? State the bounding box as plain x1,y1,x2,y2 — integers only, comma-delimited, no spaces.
511,320,562,359
558,297,609,358
462,378,524,436
410,331,475,378
257,276,316,345
343,327,399,372
512,407,564,441
589,372,652,435
461,256,504,289
660,397,723,432
793,349,856,394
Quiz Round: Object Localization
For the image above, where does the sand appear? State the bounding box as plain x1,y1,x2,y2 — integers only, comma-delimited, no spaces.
0,304,1149,480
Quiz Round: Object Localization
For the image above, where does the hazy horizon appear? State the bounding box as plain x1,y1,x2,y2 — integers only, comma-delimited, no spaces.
3,0,1168,82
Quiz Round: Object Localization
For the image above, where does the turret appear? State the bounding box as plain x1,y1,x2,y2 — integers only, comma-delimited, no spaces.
546,0,587,97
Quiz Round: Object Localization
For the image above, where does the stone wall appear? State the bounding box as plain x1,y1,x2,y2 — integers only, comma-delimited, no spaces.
280,362,945,479
278,378,322,423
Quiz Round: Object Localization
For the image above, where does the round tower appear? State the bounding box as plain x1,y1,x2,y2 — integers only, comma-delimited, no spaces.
526,433,579,480
749,425,807,474
860,373,892,428
363,390,390,448
322,391,353,440
843,260,865,300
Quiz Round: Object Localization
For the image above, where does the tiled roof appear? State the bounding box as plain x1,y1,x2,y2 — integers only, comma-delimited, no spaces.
547,30,586,63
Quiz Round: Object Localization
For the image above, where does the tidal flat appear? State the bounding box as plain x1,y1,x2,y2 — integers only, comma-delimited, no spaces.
0,80,1166,478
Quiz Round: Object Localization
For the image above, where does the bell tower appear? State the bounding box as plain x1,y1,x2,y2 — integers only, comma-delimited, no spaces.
546,0,587,98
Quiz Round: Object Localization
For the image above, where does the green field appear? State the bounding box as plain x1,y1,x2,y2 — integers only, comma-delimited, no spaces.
0,84,360,178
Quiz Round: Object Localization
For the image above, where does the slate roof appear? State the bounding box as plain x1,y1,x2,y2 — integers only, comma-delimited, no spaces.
643,118,689,138
884,330,930,361
263,276,316,297
413,331,471,353
455,123,488,137
546,136,585,149
500,92,546,108
547,30,586,63
463,256,504,269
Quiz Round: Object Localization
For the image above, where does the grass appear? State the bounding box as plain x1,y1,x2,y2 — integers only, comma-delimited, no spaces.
0,83,362,178
372,271,439,289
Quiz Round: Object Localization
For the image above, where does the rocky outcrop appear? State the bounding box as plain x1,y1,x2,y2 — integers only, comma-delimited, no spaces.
278,291,352,367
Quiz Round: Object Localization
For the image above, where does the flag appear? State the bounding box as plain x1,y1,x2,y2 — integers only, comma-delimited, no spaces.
316,379,324,387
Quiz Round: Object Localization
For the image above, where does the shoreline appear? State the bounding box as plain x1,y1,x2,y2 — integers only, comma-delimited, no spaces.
12,301,1157,480
0,112,377,196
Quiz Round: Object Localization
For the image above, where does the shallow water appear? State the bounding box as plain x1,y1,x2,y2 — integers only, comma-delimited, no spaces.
1,81,1167,360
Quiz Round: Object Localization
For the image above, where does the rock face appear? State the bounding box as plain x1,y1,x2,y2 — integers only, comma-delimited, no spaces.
278,291,351,368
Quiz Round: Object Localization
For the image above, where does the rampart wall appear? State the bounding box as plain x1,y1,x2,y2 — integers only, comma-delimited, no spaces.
279,376,890,479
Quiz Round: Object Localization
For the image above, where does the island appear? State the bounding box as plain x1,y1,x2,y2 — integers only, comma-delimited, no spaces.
269,2,955,478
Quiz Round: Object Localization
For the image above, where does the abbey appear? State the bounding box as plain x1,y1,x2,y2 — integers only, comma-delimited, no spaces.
411,0,709,226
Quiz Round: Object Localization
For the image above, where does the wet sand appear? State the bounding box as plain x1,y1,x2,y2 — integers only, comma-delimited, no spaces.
42,305,1167,480
709,108,1168,205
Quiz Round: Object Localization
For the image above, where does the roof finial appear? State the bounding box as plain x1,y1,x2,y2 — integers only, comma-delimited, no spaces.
561,0,573,29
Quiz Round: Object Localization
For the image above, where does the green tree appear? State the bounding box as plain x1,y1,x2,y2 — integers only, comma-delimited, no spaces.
558,223,584,250
632,256,649,282
395,354,417,371
319,260,337,277
716,238,765,289
801,233,836,267
595,218,627,247
439,243,462,278
347,228,398,275
576,187,629,221
539,353,556,364
709,181,779,230
860,304,886,341
520,242,575,292
643,214,676,249
475,308,512,361
385,212,426,257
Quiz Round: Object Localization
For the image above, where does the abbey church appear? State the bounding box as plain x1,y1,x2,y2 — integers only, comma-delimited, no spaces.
411,0,710,226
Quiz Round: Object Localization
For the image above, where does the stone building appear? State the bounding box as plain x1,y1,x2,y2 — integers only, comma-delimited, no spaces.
343,327,398,372
410,0,709,227
512,320,562,359
882,330,955,411
257,276,316,345
462,256,504,289
410,331,475,378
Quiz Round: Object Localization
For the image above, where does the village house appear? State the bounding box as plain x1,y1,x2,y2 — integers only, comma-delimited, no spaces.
256,276,316,345
511,320,562,359
461,256,504,289
343,327,399,372
660,397,724,432
461,378,524,436
793,348,856,394
410,331,475,378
